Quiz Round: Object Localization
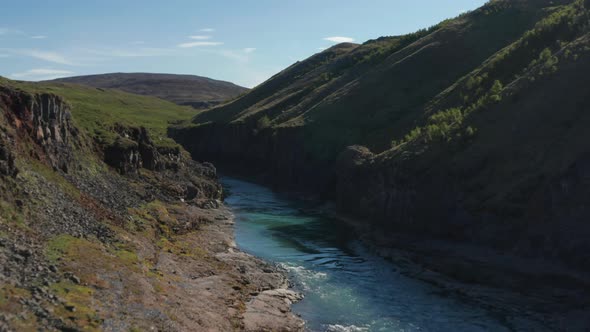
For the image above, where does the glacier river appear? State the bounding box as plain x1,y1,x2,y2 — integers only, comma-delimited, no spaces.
223,176,512,332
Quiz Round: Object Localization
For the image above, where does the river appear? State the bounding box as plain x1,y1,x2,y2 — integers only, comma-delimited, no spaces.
222,176,512,332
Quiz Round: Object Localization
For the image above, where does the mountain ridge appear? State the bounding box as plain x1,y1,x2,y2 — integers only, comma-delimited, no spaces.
50,72,249,109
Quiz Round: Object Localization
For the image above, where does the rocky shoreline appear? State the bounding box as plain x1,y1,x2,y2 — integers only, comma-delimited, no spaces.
203,206,305,332
0,195,305,332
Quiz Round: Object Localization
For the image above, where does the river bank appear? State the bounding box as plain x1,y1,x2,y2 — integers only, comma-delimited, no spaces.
202,205,305,331
323,209,590,331
217,174,590,331
226,176,571,331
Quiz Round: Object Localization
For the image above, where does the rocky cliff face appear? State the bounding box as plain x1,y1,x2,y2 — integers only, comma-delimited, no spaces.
0,132,16,177
102,124,222,203
171,123,333,194
105,125,183,174
0,87,76,173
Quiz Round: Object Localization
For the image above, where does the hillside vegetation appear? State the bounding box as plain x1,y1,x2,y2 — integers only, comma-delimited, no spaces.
175,0,590,269
7,80,199,148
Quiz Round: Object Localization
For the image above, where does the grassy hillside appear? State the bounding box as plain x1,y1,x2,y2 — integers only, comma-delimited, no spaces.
193,0,571,161
5,80,199,148
366,0,590,222
175,0,590,269
51,73,249,109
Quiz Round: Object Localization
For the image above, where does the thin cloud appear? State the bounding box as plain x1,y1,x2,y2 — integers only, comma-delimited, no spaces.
11,68,74,80
189,35,212,40
0,54,9,58
323,36,355,43
178,41,223,48
131,41,145,45
83,47,175,57
243,48,256,53
14,49,76,65
200,28,215,32
31,35,47,39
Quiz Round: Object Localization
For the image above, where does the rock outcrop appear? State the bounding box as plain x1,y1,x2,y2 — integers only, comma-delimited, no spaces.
0,132,16,177
0,87,76,173
105,125,181,174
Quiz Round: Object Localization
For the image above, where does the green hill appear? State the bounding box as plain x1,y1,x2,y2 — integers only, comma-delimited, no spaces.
50,72,249,109
174,0,590,268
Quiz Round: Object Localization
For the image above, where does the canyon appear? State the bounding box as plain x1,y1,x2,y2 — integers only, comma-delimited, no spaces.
2,0,590,330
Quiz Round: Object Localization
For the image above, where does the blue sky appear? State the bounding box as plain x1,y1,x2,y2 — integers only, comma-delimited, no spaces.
0,0,487,87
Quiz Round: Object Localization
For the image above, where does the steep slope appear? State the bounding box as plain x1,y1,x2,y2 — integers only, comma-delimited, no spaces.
176,0,572,191
0,78,302,331
174,0,590,270
51,73,249,109
336,0,590,266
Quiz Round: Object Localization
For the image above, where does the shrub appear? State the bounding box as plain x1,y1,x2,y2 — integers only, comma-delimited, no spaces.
465,126,477,138
256,115,271,130
489,80,503,103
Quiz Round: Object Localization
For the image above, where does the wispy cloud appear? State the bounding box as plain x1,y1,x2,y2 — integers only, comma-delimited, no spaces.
82,47,175,58
0,54,9,58
178,41,223,48
189,35,212,40
243,48,256,53
131,41,145,45
14,49,76,65
323,36,355,43
200,28,215,32
11,68,74,80
31,35,47,39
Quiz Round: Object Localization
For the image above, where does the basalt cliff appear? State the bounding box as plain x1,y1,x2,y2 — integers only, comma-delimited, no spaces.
174,0,590,279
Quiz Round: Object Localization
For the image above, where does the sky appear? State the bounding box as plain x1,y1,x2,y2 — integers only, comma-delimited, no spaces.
0,0,487,88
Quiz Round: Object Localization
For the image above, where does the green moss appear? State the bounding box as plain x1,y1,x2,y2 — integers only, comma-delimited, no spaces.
110,136,139,150
26,159,81,199
45,234,80,263
114,249,139,266
0,285,39,330
157,237,206,258
50,281,102,330
0,200,25,228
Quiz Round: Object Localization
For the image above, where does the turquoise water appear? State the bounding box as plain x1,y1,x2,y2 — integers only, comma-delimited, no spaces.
223,177,511,332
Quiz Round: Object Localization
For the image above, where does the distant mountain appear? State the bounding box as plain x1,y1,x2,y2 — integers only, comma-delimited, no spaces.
50,72,249,109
